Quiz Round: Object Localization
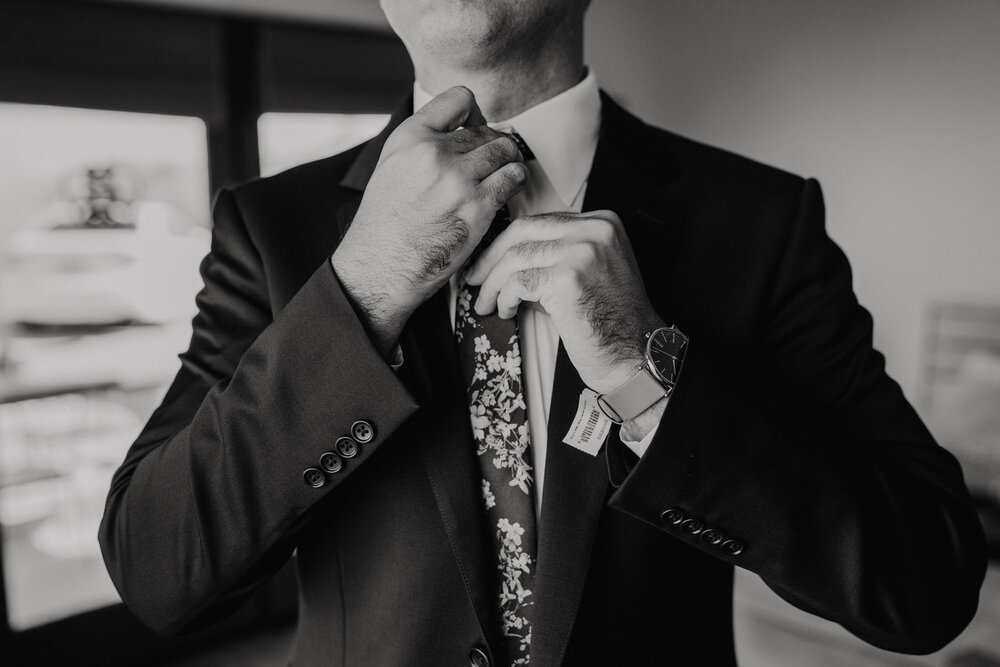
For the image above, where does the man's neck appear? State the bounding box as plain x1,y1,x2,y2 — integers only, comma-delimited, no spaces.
412,38,585,122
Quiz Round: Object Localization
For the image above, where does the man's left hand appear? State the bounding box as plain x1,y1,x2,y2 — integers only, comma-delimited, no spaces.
466,210,663,395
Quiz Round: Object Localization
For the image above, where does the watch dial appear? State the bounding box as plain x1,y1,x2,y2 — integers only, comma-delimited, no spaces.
648,328,688,384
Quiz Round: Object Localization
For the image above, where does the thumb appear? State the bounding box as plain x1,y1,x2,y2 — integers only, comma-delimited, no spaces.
413,86,486,132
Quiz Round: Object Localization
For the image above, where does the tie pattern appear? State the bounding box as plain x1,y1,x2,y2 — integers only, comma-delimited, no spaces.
456,133,537,665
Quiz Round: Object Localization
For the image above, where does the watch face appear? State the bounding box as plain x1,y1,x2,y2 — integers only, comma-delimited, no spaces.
647,327,688,385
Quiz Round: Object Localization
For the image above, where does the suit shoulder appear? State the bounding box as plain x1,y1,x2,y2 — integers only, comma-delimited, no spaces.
609,103,820,263
635,121,816,249
646,123,807,199
223,144,364,210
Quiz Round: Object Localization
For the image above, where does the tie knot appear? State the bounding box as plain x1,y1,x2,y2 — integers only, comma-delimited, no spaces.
508,131,535,162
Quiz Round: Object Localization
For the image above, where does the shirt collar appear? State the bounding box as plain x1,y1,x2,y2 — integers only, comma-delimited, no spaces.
413,70,602,207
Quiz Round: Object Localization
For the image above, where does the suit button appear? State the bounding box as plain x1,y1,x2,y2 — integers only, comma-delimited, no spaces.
659,507,686,525
681,518,704,535
351,419,375,443
469,648,490,667
303,467,325,488
700,527,724,545
319,451,343,474
336,436,359,459
722,539,745,556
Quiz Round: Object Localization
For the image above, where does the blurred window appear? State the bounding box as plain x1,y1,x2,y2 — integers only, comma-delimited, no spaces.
0,103,210,630
0,0,411,661
258,112,389,177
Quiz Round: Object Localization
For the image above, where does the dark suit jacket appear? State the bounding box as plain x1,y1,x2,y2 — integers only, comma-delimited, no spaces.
99,94,986,666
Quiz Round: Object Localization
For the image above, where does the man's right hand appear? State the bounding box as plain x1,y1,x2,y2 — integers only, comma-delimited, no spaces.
331,86,528,358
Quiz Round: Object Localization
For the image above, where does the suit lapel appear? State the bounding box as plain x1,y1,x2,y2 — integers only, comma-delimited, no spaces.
530,93,689,666
406,289,504,649
530,344,609,666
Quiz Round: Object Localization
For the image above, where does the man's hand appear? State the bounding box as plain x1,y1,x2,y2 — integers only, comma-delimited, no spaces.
466,210,664,395
332,86,528,358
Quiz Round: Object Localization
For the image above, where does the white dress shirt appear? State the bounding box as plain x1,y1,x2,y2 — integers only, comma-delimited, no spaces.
413,71,655,514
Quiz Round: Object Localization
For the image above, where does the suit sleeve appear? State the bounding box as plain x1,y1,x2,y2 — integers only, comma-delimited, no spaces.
98,187,419,635
606,178,987,654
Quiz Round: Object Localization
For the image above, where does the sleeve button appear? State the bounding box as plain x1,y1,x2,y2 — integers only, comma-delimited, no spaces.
469,648,490,667
700,527,724,545
659,507,686,525
680,518,704,535
336,436,359,459
303,467,326,488
319,451,343,474
351,420,375,443
721,539,745,556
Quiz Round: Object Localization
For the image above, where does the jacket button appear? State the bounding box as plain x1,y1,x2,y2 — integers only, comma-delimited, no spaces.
659,507,686,525
303,467,325,488
681,518,704,535
722,539,745,556
351,419,375,444
336,436,359,459
469,648,490,667
319,451,343,474
700,527,724,545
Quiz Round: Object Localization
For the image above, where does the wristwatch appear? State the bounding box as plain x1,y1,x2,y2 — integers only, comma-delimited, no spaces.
596,325,689,424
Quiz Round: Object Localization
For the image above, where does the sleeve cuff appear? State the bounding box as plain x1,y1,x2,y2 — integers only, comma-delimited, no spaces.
621,424,658,458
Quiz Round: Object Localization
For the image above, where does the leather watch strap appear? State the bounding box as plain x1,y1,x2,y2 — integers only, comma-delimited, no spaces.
597,365,669,424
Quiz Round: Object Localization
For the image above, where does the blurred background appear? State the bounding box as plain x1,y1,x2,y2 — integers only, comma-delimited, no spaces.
0,0,997,664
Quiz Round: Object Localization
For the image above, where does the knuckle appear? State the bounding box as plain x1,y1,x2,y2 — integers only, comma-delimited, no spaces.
506,216,527,235
513,241,546,262
512,242,533,260
512,161,530,183
591,218,617,244
496,136,519,161
452,85,474,100
416,216,469,279
518,268,542,293
556,265,582,289
576,239,600,263
456,200,483,226
482,138,514,168
488,165,525,205
596,209,622,225
508,215,529,232
543,213,570,228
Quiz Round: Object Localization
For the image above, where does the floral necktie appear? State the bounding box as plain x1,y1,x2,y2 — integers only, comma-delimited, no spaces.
455,132,536,667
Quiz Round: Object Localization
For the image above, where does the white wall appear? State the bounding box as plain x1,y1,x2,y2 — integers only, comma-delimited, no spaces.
586,0,1000,401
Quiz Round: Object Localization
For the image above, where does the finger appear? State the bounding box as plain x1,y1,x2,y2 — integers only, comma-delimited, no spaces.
463,135,524,181
413,86,486,132
467,213,575,285
495,268,550,319
475,161,530,214
475,242,560,315
449,125,507,152
579,209,624,241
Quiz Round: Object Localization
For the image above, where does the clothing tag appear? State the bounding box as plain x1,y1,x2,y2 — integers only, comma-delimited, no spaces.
562,389,613,456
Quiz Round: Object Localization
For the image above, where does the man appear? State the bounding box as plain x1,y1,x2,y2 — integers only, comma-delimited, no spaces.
99,1,987,665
